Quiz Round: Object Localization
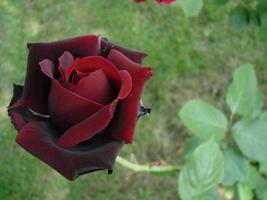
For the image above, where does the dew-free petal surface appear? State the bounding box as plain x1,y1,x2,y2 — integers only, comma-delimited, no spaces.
73,56,121,88
8,85,48,131
16,121,123,181
48,80,103,130
58,51,74,69
57,100,118,148
105,49,153,143
118,70,132,99
100,37,147,64
14,35,100,114
75,69,114,104
39,59,55,79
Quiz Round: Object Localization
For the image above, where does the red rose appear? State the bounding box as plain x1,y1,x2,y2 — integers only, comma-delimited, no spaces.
8,35,153,180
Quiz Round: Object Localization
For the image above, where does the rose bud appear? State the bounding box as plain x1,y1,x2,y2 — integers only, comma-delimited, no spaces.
7,35,153,180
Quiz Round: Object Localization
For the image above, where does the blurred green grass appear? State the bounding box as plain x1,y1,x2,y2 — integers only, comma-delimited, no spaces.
0,0,266,199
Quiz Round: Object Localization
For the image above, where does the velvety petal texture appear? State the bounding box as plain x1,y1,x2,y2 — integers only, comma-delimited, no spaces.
100,37,147,64
104,49,153,143
16,121,123,180
48,80,103,130
12,35,101,114
7,35,153,181
8,85,123,180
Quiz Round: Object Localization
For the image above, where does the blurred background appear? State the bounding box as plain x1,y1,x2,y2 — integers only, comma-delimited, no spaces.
0,0,266,199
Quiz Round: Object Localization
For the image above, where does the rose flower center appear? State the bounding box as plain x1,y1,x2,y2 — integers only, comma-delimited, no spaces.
69,69,114,105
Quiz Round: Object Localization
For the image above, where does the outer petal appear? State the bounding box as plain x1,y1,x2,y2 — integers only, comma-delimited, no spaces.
13,35,101,114
105,49,153,143
57,100,118,148
100,37,147,64
8,85,48,131
16,121,123,181
48,80,103,130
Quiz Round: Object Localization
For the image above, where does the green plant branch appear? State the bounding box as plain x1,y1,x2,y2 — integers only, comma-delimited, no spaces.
116,156,182,174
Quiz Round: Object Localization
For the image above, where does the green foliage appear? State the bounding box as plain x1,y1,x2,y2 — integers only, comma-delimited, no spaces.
192,188,219,200
242,166,267,199
178,140,224,200
228,6,249,32
177,0,267,46
222,148,249,186
233,113,267,161
226,64,263,119
237,183,253,200
179,64,267,200
259,161,267,175
179,0,203,17
184,136,203,160
179,100,228,141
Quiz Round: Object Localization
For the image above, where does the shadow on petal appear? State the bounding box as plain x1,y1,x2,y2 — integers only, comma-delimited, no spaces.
16,121,123,181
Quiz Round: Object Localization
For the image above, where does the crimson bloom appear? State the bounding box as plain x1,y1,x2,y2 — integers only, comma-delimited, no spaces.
8,35,153,180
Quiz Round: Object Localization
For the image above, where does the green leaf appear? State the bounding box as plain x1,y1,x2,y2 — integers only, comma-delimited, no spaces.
184,136,203,160
228,6,249,32
237,183,253,200
192,188,219,200
178,140,224,200
233,112,267,161
261,190,267,200
222,148,249,186
260,161,267,175
242,166,267,199
179,0,203,17
226,64,263,119
179,100,228,141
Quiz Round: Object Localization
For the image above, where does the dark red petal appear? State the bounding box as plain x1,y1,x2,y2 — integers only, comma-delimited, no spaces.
16,121,123,180
8,85,48,131
14,35,100,114
74,71,91,83
105,49,153,143
73,56,121,88
118,70,132,100
49,80,103,130
57,100,118,148
100,37,147,64
39,59,55,79
75,69,114,104
58,51,74,69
